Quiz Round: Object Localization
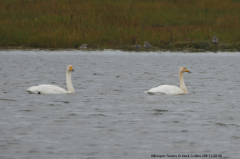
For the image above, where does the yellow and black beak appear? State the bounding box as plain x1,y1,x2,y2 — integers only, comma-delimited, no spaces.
70,67,74,72
186,69,191,73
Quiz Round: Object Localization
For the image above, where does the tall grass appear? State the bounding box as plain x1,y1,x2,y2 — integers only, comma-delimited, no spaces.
0,0,240,49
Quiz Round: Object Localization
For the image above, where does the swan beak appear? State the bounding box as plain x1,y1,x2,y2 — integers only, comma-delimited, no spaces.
69,67,74,72
72,69,74,72
186,69,191,73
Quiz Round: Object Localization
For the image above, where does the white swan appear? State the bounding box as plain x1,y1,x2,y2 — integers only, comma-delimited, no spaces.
26,65,75,94
146,67,191,95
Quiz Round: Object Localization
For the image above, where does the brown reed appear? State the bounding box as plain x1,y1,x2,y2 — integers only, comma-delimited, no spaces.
1,0,240,50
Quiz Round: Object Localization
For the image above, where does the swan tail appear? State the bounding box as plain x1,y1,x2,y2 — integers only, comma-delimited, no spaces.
145,91,155,95
145,91,166,95
26,86,41,94
26,89,33,94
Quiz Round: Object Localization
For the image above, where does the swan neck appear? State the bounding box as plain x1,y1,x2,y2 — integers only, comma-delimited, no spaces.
66,71,75,93
179,71,188,93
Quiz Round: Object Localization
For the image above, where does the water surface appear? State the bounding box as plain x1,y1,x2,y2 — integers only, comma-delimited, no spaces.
0,50,240,159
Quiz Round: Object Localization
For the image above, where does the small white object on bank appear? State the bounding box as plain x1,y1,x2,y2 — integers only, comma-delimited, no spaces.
80,44,89,49
144,41,152,49
212,36,218,43
135,44,140,49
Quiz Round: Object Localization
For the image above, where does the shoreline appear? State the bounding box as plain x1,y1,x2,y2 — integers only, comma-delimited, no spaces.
1,41,239,52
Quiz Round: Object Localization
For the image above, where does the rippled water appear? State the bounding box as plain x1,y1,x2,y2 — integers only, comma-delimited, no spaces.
0,50,240,159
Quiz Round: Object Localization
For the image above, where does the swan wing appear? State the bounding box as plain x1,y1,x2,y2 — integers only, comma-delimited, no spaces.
26,84,68,94
146,85,185,95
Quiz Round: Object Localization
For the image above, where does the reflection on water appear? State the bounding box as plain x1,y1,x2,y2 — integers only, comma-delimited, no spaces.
0,50,240,159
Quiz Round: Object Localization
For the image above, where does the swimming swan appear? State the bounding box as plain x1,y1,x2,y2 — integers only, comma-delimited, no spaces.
146,67,191,95
26,65,75,94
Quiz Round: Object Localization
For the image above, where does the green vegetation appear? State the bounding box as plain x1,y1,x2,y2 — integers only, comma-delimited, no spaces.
1,0,240,51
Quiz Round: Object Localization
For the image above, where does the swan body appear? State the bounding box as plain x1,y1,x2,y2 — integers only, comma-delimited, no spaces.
26,65,75,94
146,67,191,95
27,84,69,94
147,85,185,95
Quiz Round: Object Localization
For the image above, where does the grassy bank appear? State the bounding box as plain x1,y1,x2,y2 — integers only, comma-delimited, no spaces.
1,0,240,51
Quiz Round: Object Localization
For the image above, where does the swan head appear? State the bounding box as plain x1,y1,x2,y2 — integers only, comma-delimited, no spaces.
180,67,191,73
67,65,74,72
